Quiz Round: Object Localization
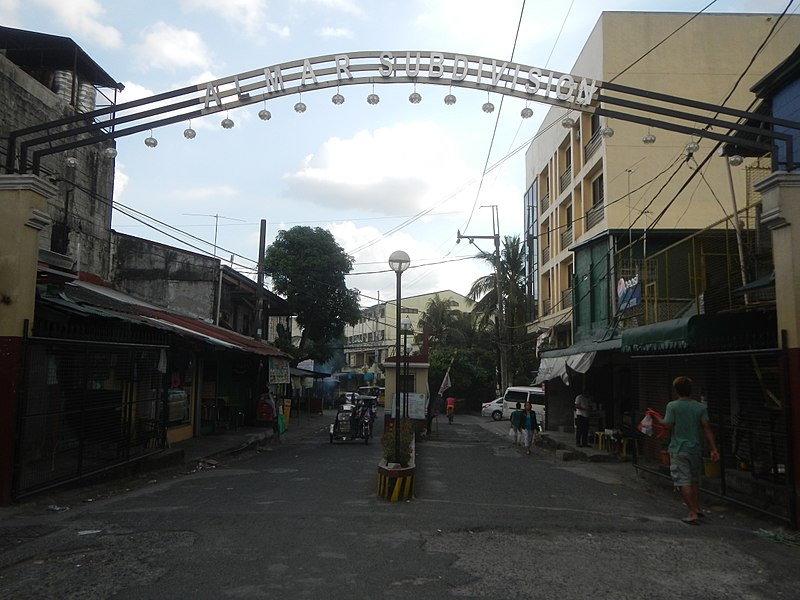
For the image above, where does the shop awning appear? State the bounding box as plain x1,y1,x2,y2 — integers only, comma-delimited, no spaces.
621,311,777,354
40,281,290,358
535,337,621,385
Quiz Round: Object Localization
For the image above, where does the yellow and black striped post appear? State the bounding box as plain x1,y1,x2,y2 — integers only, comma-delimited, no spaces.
377,464,415,502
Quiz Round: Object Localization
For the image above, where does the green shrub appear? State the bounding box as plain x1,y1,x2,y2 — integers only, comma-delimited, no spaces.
381,418,414,466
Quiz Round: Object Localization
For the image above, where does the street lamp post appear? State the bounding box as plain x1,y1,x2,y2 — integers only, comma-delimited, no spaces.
388,250,410,463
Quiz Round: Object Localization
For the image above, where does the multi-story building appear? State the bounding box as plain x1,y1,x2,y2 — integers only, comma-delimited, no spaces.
523,12,800,525
340,290,474,387
524,12,800,348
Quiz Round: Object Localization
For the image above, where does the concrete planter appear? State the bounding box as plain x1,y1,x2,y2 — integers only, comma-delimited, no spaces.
377,437,415,502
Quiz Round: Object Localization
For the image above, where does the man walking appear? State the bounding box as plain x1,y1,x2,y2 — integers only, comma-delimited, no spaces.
660,376,720,524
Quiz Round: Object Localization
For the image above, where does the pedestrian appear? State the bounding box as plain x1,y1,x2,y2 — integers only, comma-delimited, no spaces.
658,376,720,524
520,401,539,455
262,389,281,444
446,396,456,423
574,389,591,448
509,402,523,445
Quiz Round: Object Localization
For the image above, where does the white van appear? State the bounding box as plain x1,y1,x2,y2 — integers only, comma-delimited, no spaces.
502,386,546,428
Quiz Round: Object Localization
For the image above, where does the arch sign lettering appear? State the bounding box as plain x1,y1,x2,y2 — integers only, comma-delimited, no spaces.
201,51,599,112
5,50,797,174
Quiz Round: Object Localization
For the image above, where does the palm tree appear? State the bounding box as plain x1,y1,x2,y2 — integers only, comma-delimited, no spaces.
468,235,527,329
418,294,458,346
468,235,528,387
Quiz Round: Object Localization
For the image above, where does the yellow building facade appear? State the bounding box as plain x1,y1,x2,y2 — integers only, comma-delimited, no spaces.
525,11,800,343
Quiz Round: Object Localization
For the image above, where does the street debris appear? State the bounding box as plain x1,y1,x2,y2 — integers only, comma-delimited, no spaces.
77,530,102,536
755,528,800,547
47,505,70,512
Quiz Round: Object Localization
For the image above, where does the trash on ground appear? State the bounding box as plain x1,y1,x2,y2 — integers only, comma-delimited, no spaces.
47,505,70,512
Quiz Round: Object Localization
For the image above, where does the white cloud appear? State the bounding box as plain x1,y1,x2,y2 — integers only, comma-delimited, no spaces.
112,163,129,203
0,0,21,26
297,0,365,18
116,81,156,103
319,26,353,38
133,22,215,72
283,121,474,213
181,0,290,39
33,0,122,49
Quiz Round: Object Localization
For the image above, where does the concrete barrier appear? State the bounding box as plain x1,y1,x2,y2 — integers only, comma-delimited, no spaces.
377,438,415,502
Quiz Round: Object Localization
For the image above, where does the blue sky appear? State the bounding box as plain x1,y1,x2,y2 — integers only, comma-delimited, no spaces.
0,0,789,306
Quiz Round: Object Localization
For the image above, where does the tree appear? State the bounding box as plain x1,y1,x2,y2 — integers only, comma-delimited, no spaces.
467,235,536,385
264,226,361,362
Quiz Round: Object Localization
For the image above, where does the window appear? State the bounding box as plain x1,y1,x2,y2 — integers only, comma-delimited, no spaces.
592,174,604,206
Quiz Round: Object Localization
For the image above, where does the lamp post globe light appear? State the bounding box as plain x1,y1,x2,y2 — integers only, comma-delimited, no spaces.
388,251,410,463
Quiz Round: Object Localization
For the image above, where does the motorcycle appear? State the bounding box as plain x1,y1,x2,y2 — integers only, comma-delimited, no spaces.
329,402,371,444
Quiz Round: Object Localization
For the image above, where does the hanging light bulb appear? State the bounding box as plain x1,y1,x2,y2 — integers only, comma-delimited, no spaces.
144,131,158,148
103,147,118,159
184,121,197,139
685,141,700,154
728,154,744,167
65,156,78,168
409,83,422,104
367,85,380,105
561,116,576,129
642,132,656,144
444,93,457,105
332,92,345,105
221,115,235,129
294,93,306,113
258,109,272,120
521,107,533,119
602,127,614,138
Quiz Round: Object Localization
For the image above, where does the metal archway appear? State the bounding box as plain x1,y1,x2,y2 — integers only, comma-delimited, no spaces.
5,50,798,174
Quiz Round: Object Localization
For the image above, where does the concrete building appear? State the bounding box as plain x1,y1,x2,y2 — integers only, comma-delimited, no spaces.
523,12,800,526
524,12,800,347
340,290,474,388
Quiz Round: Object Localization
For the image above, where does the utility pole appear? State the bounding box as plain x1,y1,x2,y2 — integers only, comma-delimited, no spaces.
255,219,267,341
457,205,508,393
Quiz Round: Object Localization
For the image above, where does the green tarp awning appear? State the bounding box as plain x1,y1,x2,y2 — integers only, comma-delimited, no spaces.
621,312,777,354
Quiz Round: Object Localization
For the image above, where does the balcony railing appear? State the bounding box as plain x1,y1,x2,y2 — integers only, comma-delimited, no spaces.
540,192,550,213
585,202,604,229
559,168,572,193
583,129,603,161
560,226,573,248
561,287,573,309
543,298,552,315
542,245,551,264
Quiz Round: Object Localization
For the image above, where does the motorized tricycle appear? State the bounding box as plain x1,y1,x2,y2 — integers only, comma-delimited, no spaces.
329,402,371,444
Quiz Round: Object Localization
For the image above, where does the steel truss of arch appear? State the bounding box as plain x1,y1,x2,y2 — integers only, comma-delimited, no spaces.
4,50,798,175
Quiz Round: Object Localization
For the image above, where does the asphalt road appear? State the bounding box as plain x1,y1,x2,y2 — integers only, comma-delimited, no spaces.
1,412,798,599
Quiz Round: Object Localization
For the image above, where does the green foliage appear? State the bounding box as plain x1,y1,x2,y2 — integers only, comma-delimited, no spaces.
467,234,538,386
264,226,361,362
429,344,497,408
381,419,414,466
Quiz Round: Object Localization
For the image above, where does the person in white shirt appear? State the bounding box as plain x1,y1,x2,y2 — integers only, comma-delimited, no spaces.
574,391,592,447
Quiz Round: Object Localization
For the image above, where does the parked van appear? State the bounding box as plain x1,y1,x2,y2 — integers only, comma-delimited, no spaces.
502,386,546,428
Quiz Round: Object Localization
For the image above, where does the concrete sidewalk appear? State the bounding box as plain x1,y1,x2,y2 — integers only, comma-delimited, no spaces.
168,407,334,464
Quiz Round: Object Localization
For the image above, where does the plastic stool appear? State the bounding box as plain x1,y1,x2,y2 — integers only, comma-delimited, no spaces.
594,431,605,449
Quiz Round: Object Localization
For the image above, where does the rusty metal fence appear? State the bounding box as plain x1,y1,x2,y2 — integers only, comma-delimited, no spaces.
14,338,167,498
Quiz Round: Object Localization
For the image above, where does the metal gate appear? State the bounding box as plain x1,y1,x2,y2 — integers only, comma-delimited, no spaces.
14,338,167,498
630,348,794,525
